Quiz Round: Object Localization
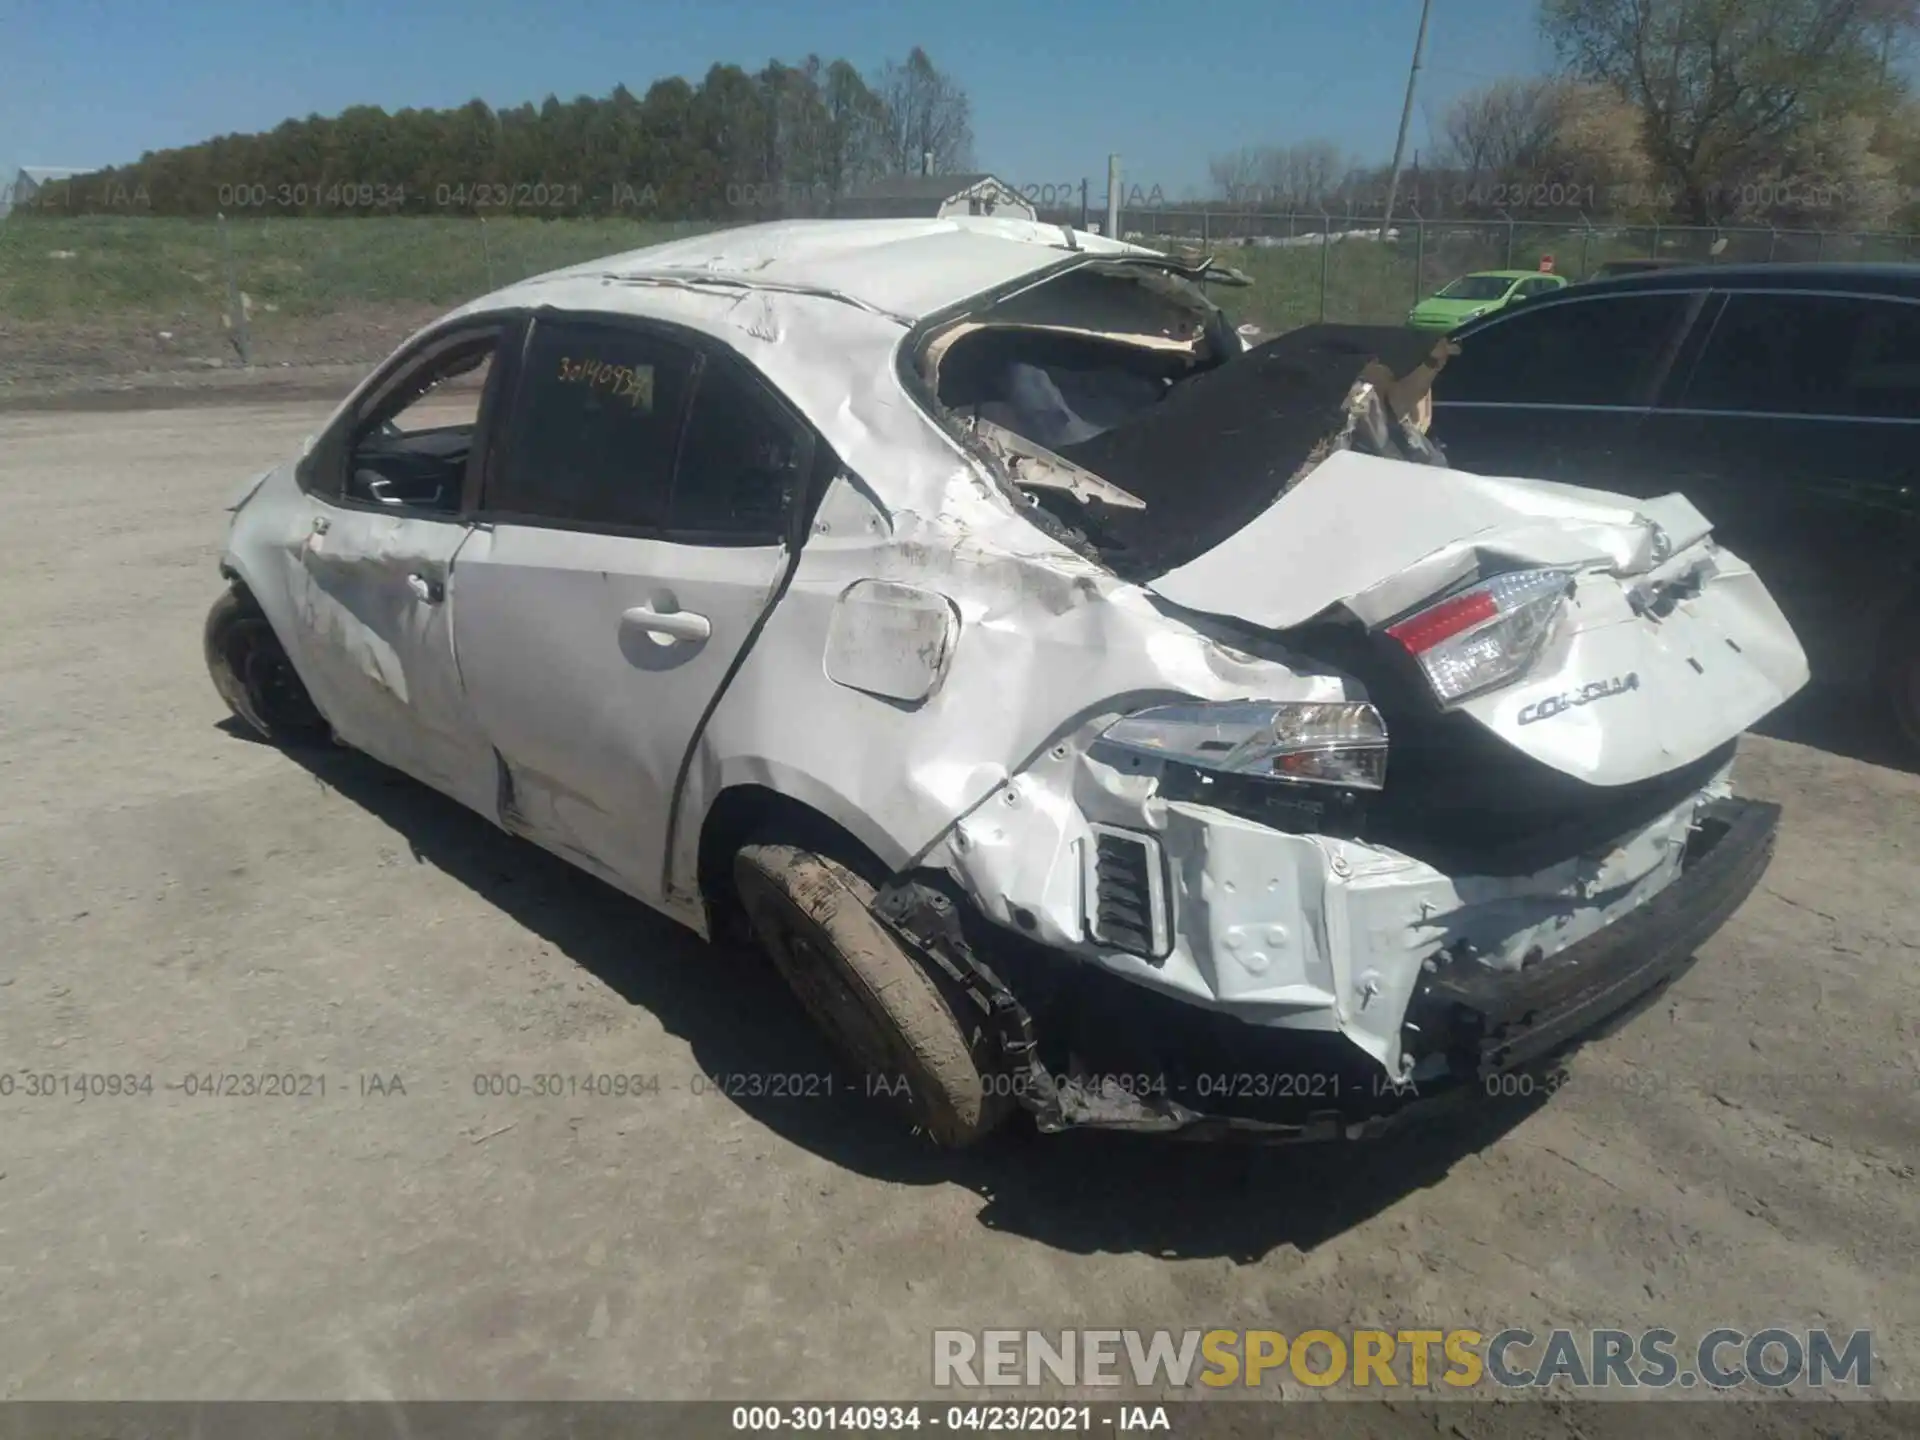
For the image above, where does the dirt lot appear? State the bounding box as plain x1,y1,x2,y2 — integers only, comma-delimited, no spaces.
2,397,1918,1423
0,307,441,403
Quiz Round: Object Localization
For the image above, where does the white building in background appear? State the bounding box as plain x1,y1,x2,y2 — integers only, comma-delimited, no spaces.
833,173,1037,222
3,166,93,216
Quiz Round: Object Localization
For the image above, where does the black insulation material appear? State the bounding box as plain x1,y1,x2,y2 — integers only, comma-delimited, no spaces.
1051,325,1446,578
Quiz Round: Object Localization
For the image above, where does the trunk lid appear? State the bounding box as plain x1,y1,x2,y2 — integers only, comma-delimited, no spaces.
1146,449,1810,787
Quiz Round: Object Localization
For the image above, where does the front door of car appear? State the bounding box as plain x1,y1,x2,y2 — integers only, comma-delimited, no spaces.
280,322,513,818
451,315,813,906
1630,290,1920,683
1429,290,1702,489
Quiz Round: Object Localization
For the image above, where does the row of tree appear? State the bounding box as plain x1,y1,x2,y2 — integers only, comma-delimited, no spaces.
1208,1,1919,229
1536,0,1919,226
20,3,1920,228
29,49,976,219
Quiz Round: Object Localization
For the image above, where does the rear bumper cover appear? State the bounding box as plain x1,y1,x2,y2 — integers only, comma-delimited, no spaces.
1402,797,1779,1078
880,797,1779,1141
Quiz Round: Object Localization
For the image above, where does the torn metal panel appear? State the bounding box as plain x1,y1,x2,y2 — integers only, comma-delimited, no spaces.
1145,450,1807,786
913,731,1736,1079
1147,448,1714,629
932,264,1219,358
966,420,1146,512
1092,252,1257,289
1009,334,1449,580
875,783,1779,1137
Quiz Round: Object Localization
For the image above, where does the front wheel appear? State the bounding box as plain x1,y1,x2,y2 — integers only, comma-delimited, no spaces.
734,844,1010,1148
204,588,329,744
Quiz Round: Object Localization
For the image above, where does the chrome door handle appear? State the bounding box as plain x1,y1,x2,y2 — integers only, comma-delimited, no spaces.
622,605,711,643
407,573,444,604
311,515,331,534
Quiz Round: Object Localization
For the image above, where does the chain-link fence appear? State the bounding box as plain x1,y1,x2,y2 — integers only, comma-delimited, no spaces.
1051,206,1920,333
3,208,1917,389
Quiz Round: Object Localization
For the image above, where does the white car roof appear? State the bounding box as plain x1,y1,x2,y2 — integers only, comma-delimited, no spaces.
413,219,1164,531
472,216,1150,324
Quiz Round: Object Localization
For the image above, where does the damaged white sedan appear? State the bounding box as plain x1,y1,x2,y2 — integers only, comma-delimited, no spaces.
205,217,1808,1146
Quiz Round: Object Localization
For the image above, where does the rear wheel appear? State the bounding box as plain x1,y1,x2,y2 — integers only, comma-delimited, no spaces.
204,588,329,744
733,844,1009,1148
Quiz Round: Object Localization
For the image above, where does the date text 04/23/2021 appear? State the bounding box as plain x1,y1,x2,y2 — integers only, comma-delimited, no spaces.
729,1407,1171,1432
0,1072,407,1099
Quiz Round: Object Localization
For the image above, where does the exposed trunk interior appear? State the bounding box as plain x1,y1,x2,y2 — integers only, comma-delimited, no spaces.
926,298,1457,581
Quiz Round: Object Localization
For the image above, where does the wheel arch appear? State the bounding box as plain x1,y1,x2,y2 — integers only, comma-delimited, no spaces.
211,549,336,736
216,547,299,653
692,781,904,940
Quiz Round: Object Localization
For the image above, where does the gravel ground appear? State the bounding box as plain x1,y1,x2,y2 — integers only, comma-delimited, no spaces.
1,399,1917,1429
0,307,441,398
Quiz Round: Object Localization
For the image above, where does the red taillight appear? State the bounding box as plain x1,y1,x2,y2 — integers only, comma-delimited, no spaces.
1379,568,1575,707
1387,589,1498,654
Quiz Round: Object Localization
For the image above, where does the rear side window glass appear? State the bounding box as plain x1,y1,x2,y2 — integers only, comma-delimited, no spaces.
1683,293,1920,420
669,361,813,540
487,320,696,529
1441,294,1692,406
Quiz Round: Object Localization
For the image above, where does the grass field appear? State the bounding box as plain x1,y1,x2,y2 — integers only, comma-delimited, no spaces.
0,213,1554,333
2,213,1915,387
0,216,709,323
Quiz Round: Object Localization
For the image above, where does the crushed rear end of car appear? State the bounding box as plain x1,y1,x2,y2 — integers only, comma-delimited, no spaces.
891,310,1806,1140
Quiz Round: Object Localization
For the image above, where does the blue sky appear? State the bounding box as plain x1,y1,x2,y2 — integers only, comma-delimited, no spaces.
3,0,1550,194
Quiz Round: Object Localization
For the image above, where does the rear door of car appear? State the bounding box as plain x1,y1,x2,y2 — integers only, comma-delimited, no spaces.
1629,287,1920,680
450,312,818,906
280,319,518,817
1430,288,1706,488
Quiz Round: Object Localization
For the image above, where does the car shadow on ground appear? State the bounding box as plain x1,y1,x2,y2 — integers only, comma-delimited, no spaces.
260,727,1545,1264
1751,680,1919,775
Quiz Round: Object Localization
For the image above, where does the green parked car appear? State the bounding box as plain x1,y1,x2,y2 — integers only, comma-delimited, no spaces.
1407,269,1568,330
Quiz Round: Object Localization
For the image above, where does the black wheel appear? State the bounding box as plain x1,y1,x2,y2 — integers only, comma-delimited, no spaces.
734,844,1010,1148
203,588,329,744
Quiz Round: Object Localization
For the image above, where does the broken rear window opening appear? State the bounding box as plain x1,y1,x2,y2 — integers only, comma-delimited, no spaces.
924,282,1459,581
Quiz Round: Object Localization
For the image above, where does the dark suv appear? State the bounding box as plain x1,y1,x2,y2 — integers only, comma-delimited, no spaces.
1428,263,1920,750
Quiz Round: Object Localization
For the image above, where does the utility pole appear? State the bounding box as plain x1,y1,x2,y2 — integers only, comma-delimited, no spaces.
1380,0,1434,233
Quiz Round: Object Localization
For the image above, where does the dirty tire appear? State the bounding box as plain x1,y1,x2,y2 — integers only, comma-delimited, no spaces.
734,845,1008,1148
203,589,329,745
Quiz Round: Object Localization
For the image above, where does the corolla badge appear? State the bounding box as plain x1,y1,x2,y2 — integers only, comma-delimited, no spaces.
1517,673,1641,725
